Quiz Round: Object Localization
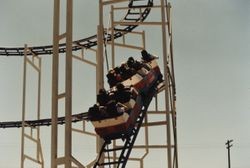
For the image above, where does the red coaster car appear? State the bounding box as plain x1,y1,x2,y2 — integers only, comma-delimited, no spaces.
88,50,162,140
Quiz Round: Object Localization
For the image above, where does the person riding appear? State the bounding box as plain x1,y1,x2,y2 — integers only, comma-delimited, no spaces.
106,100,118,117
106,68,122,87
88,104,100,121
141,50,158,62
97,88,110,106
115,83,131,104
127,57,143,71
119,63,134,80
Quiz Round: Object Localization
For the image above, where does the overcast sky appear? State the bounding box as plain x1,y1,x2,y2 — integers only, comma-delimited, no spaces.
0,0,250,168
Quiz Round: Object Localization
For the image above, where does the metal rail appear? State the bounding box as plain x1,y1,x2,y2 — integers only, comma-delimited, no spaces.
0,0,154,129
0,0,153,56
0,81,165,129
93,86,157,168
0,112,88,128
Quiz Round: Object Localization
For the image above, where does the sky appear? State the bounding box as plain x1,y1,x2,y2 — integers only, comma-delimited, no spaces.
0,0,250,168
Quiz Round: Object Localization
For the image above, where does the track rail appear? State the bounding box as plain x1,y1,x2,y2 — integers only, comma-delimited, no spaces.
0,112,89,128
0,0,154,128
0,0,153,56
0,83,165,129
93,87,156,168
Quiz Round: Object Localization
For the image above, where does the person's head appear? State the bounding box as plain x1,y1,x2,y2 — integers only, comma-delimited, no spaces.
116,83,125,91
114,67,120,73
99,88,106,94
127,57,135,67
128,57,134,63
141,50,148,59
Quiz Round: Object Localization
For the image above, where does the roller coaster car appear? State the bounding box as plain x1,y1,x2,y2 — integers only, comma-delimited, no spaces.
122,58,162,94
107,50,162,92
88,86,141,140
88,51,163,140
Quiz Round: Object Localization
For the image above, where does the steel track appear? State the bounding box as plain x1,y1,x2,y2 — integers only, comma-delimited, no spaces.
0,0,154,128
0,0,153,56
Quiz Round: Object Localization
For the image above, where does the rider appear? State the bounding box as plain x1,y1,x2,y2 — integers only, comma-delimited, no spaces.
115,83,131,104
141,50,158,62
97,88,110,106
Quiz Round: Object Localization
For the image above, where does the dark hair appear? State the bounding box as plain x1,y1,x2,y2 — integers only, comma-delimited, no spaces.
141,50,148,58
116,83,125,91
99,88,106,94
127,57,134,67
